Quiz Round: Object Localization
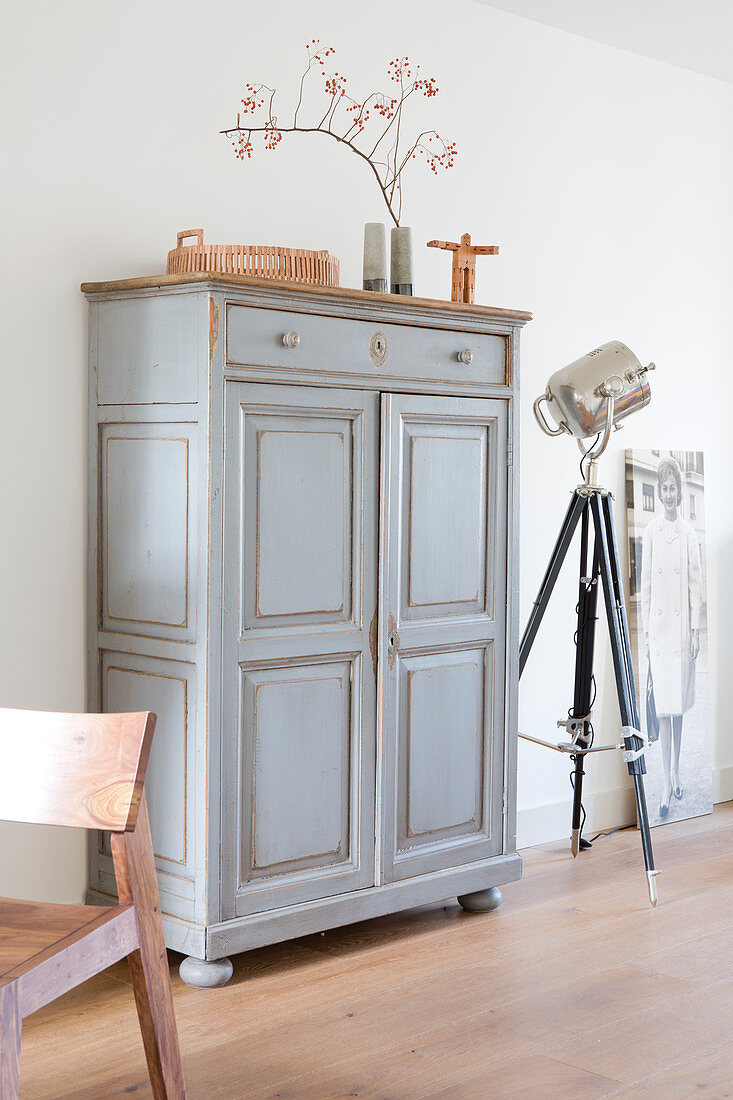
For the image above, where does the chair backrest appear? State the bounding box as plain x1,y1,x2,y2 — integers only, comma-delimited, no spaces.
0,708,156,831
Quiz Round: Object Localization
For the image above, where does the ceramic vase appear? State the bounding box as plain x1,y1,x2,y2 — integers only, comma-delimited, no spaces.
363,223,388,292
390,226,414,295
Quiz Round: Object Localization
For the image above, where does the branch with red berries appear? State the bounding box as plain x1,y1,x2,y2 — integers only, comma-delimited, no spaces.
220,41,457,226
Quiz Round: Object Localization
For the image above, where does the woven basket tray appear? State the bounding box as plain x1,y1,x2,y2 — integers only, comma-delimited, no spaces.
166,229,340,287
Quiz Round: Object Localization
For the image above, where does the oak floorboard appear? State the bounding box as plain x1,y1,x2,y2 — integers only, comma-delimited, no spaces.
13,802,733,1098
230,963,689,1099
425,1054,623,1099
633,925,733,985
614,1040,733,1097
544,977,733,1085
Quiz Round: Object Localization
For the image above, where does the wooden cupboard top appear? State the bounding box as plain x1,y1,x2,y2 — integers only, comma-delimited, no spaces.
81,271,532,325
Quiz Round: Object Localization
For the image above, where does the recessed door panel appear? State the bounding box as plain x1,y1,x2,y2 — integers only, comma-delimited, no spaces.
239,406,359,632
223,383,378,917
257,428,347,617
399,647,488,846
100,423,195,640
381,394,508,882
242,660,352,879
92,650,196,923
408,433,486,611
102,657,191,871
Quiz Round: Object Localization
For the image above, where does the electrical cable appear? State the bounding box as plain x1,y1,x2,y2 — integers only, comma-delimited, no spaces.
578,433,601,483
586,824,635,843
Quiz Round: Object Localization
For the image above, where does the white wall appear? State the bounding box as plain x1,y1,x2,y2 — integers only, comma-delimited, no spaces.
1,0,732,901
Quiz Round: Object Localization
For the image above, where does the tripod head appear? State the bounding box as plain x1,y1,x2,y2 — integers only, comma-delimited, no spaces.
533,340,656,487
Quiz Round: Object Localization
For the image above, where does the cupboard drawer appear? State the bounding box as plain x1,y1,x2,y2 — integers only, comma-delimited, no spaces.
226,304,508,386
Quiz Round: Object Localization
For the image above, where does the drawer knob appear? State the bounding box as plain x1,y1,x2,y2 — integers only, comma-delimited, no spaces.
282,331,300,349
457,348,473,365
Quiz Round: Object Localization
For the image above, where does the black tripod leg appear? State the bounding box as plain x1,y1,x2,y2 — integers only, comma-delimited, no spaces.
570,512,600,856
600,493,658,902
600,494,642,741
590,492,659,906
520,491,587,677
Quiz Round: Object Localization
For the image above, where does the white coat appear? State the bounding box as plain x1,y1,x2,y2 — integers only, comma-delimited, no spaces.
641,513,702,715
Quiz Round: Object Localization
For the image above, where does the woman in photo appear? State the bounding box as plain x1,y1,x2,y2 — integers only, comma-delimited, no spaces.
641,456,703,816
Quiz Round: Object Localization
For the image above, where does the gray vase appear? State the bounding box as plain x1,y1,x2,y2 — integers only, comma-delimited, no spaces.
390,226,414,295
363,223,388,292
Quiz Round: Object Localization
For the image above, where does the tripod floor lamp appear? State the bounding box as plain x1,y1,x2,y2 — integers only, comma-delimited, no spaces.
520,341,661,906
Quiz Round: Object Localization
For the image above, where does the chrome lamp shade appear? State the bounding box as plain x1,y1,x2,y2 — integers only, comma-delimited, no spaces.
534,340,654,440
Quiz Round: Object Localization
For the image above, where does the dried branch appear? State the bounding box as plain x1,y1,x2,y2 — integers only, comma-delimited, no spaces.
220,41,457,227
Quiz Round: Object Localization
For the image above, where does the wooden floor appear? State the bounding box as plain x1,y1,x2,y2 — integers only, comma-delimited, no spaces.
16,803,733,1098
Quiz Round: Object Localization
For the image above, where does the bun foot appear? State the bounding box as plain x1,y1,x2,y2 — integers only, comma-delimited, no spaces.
457,886,503,913
179,955,234,988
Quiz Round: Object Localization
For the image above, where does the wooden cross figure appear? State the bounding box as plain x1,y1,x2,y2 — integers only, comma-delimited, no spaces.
427,232,499,304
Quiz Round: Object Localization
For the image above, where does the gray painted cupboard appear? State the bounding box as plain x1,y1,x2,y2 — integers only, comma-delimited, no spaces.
83,272,531,986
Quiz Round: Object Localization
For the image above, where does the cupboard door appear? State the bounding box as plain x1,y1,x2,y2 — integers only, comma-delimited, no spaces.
380,394,509,882
222,383,378,917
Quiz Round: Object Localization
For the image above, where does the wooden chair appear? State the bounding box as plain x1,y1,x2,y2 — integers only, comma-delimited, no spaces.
0,708,186,1098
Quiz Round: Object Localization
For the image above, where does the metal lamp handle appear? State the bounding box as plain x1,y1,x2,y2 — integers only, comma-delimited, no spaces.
533,392,564,437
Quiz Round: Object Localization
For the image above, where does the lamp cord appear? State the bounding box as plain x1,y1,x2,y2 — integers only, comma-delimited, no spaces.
578,433,602,483
587,824,635,843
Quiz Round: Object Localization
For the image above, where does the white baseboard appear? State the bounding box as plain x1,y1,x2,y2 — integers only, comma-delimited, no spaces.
517,766,733,849
713,765,733,803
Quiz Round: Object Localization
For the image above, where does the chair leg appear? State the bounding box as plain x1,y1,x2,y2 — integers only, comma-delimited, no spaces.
111,795,186,1099
0,982,21,1100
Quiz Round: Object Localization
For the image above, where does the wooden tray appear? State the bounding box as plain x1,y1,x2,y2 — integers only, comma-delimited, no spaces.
166,229,340,287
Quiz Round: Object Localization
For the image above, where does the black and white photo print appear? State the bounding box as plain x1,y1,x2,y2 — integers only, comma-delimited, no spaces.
625,449,711,827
